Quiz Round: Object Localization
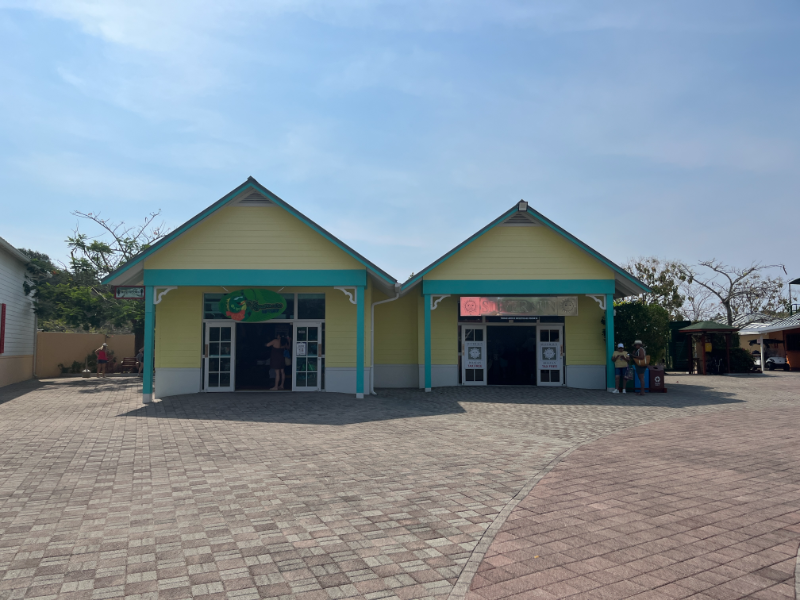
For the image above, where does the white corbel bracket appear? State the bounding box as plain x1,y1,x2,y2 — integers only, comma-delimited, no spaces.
334,287,358,305
586,294,606,311
153,287,178,305
431,295,450,310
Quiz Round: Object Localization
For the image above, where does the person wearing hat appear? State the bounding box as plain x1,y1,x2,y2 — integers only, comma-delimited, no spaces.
631,340,647,396
611,342,630,393
95,343,110,378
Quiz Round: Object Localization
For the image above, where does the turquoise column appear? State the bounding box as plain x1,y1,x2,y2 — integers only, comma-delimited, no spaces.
356,286,365,398
143,285,155,404
424,294,431,391
605,294,614,391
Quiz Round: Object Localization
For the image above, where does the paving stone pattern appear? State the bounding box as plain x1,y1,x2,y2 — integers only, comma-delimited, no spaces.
0,373,797,599
469,401,800,599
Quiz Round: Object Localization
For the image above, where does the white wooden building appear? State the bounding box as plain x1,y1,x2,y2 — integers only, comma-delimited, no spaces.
0,236,35,387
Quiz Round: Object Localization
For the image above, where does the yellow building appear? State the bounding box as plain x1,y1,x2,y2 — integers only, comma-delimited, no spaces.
102,178,649,403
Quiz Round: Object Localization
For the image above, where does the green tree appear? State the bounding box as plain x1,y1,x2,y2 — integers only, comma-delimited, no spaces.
624,257,687,318
22,211,167,334
613,301,671,364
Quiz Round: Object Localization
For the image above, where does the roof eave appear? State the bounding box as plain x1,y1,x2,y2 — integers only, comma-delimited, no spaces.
0,236,30,264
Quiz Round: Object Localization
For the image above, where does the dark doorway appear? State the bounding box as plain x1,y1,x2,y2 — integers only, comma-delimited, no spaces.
235,323,293,391
487,326,537,385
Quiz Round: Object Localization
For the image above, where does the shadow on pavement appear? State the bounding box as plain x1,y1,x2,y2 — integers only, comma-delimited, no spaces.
119,379,744,425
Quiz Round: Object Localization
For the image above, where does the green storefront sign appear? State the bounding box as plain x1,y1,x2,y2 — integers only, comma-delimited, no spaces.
219,289,287,322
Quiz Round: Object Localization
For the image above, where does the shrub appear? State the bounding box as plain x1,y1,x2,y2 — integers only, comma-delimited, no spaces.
728,347,755,373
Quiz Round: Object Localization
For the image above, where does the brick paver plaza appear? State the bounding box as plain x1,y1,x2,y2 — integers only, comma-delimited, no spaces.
0,373,798,599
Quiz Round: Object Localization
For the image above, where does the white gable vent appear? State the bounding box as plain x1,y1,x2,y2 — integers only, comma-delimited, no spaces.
235,190,274,206
501,212,539,227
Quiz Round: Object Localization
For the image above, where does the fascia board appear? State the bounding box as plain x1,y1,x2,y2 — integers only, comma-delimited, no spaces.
400,206,519,291
0,236,30,264
524,207,651,294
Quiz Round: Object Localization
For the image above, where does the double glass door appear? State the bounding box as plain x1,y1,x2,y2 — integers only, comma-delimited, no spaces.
294,323,322,391
204,321,235,392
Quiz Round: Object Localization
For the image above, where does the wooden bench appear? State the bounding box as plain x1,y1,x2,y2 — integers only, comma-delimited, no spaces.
119,358,138,373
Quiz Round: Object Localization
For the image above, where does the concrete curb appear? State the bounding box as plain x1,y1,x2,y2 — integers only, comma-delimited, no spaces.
447,442,584,600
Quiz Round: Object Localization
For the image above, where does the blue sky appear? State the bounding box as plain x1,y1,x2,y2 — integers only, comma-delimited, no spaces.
1,1,799,282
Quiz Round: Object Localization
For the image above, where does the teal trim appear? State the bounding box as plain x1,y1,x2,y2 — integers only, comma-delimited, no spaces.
102,178,396,286
606,294,615,390
421,279,615,295
525,207,649,293
401,207,518,291
356,286,365,395
143,286,155,402
143,269,367,287
424,295,431,390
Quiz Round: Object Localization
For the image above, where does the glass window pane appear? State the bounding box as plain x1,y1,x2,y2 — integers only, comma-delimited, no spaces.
210,328,220,342
551,370,560,382
308,328,318,341
203,294,225,319
296,373,307,387
466,369,475,382
321,357,325,390
220,342,231,356
550,330,559,342
210,343,220,356
209,373,219,387
307,343,318,357
220,373,230,387
307,372,317,387
297,327,307,342
221,328,231,341
297,357,307,372
220,358,230,372
298,293,325,319
466,330,474,341
475,369,484,381
321,324,325,356
474,329,483,341
540,370,550,382
540,330,548,342
280,295,294,320
210,358,219,372
306,359,317,372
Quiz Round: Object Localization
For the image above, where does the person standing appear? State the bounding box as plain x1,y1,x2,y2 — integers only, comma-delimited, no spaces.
611,343,630,394
267,333,287,390
95,343,109,378
136,348,144,378
631,340,647,396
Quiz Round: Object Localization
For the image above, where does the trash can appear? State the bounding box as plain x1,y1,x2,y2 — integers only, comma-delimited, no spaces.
649,367,666,393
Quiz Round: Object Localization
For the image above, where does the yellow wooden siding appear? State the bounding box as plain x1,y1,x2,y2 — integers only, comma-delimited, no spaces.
144,204,363,270
414,292,458,366
426,225,614,281
324,287,358,368
155,287,203,368
432,296,458,365
565,295,606,365
374,291,418,365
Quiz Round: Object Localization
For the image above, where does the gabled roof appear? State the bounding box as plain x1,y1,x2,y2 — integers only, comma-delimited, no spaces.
678,321,740,333
759,313,800,334
400,201,650,297
101,178,397,287
0,235,30,264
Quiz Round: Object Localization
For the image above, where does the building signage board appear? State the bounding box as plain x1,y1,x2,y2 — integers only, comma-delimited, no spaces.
218,289,287,322
540,343,560,370
459,296,578,318
296,342,307,356
114,286,145,300
464,341,485,369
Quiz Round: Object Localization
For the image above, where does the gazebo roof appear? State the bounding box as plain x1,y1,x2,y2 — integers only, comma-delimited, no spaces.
678,321,740,334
